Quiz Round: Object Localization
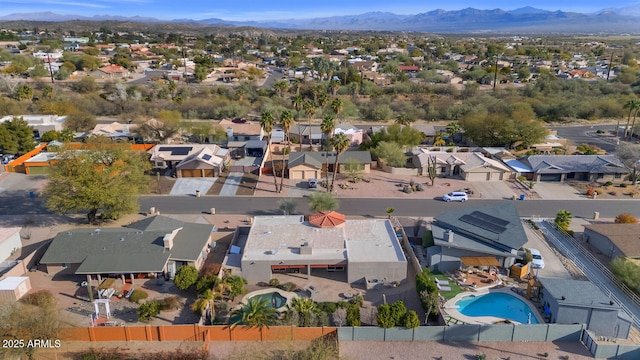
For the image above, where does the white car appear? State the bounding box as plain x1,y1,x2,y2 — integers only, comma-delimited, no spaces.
442,191,468,202
529,248,545,269
308,178,318,188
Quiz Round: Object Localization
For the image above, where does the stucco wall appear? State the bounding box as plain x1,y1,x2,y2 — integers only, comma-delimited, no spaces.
0,229,21,262
583,229,620,259
382,166,418,176
347,260,407,285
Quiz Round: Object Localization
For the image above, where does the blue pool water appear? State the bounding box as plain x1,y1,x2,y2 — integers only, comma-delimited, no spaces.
252,292,288,309
455,292,539,324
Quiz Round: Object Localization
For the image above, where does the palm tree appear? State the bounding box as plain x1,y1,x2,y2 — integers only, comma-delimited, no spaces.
445,121,461,143
292,94,304,151
279,110,295,192
331,98,344,122
288,297,319,327
329,79,341,96
311,85,324,103
303,100,317,150
320,115,336,149
272,79,289,98
629,102,640,140
317,92,329,109
330,133,350,192
395,114,411,126
191,289,218,321
229,296,278,330
554,209,572,231
261,111,278,192
623,99,640,139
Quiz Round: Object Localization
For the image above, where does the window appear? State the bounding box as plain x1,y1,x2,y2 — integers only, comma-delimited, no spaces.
615,173,622,179
244,136,250,141
597,173,604,179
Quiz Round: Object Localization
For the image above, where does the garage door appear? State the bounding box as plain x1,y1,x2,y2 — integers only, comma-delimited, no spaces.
180,169,201,177
465,172,488,181
540,174,562,182
290,170,303,180
304,171,317,179
203,169,215,177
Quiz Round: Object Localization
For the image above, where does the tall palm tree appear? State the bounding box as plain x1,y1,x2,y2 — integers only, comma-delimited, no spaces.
191,289,218,319
261,111,278,192
628,101,640,140
329,79,341,96
279,110,295,193
317,92,329,109
272,79,288,98
330,133,350,192
303,100,317,150
229,296,278,330
292,94,304,151
331,98,344,123
395,114,411,126
445,121,461,142
321,115,336,189
623,99,640,139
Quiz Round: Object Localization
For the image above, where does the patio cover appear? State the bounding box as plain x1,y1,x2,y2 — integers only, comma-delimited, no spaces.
309,211,346,228
460,256,500,267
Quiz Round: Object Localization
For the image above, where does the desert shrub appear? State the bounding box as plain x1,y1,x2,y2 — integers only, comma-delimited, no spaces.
620,183,628,188
21,290,56,307
268,278,280,287
376,303,394,328
403,310,421,328
611,257,640,288
317,302,338,314
402,185,413,193
615,213,638,224
390,300,407,326
158,296,180,311
350,294,364,307
279,282,298,292
604,181,613,187
129,289,149,304
196,275,218,294
73,348,209,360
415,183,424,191
586,188,595,197
137,299,160,322
595,189,603,195
336,300,349,309
346,304,361,326
446,147,454,152
517,175,527,182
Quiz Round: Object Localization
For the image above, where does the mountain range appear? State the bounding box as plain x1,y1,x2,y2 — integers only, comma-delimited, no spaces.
1,6,639,33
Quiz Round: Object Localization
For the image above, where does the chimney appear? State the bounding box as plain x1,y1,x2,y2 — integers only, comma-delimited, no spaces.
163,227,182,250
446,230,454,243
300,242,312,255
226,126,234,140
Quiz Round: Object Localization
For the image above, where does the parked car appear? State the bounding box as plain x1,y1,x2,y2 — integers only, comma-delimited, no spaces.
442,191,468,202
529,248,545,269
308,178,317,188
232,118,247,123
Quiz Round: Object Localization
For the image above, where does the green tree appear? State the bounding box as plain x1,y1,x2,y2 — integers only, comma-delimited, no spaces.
261,110,279,192
403,310,420,328
64,111,97,132
372,141,406,167
40,130,61,142
292,94,304,151
0,117,36,155
29,63,49,78
320,114,335,149
389,300,407,326
303,100,317,150
346,303,361,326
330,132,350,192
611,257,640,289
308,192,339,212
272,79,289,97
73,76,99,93
330,98,344,121
279,109,295,191
288,296,319,327
622,99,640,139
174,265,198,290
15,84,33,101
137,299,160,322
277,198,296,215
191,289,218,317
43,143,151,223
554,210,572,231
376,303,394,328
229,296,278,329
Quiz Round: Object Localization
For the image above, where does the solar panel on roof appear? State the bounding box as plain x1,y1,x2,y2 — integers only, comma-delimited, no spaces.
469,211,509,227
459,212,507,234
170,147,192,156
202,154,212,161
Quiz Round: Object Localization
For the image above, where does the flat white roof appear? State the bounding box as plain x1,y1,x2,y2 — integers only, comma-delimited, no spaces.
243,216,405,263
0,276,28,290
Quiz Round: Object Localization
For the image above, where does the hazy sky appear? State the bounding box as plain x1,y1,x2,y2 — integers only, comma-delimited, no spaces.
2,0,639,21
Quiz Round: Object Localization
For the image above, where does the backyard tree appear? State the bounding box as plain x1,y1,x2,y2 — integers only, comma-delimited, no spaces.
403,310,421,328
376,303,394,328
615,213,638,224
261,110,279,192
277,198,297,215
616,144,640,185
372,141,406,167
389,300,407,326
554,210,572,231
611,257,640,289
0,116,36,155
174,265,198,290
308,192,339,212
346,303,361,326
229,296,278,329
43,142,150,224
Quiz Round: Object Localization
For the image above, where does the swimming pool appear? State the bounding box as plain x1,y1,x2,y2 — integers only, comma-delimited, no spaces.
455,292,539,324
251,291,288,309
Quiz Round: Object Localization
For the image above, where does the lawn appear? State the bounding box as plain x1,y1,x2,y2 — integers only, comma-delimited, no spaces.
433,274,464,301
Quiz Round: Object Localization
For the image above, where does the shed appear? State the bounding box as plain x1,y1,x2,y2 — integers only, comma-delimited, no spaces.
0,276,31,301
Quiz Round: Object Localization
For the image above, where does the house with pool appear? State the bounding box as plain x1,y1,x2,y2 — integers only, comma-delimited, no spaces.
425,203,527,273
237,212,407,286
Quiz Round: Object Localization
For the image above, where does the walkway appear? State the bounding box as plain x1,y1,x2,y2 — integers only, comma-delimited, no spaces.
536,220,640,329
219,172,243,196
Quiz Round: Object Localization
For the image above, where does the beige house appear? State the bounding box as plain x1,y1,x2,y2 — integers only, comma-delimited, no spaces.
411,149,512,181
287,151,372,180
148,144,230,177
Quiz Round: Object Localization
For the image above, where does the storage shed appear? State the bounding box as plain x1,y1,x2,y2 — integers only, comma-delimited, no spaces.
0,276,31,301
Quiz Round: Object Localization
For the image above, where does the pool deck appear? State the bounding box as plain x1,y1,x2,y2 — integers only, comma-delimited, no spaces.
240,288,300,312
442,286,544,325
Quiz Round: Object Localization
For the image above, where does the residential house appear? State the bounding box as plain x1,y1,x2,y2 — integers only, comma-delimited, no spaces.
236,214,407,285
425,203,527,273
507,155,629,183
220,119,265,158
148,144,230,177
290,124,324,146
410,149,512,181
90,122,137,140
583,224,640,260
287,151,372,180
40,216,215,285
334,123,364,146
538,278,631,339
0,115,66,139
411,125,437,144
92,64,130,80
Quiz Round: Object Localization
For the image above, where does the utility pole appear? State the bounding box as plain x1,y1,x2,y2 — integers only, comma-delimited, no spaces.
606,51,614,81
46,52,54,84
493,54,499,91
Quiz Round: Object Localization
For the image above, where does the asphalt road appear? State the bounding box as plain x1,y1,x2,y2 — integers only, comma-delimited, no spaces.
137,196,640,219
549,124,622,153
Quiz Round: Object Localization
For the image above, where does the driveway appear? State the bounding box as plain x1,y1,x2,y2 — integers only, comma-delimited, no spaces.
469,181,515,199
168,178,217,196
521,221,571,280
219,172,243,196
533,182,584,200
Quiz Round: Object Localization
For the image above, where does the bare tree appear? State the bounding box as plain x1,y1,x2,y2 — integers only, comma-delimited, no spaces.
617,144,640,185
